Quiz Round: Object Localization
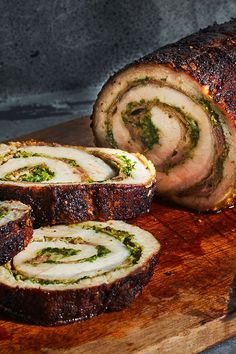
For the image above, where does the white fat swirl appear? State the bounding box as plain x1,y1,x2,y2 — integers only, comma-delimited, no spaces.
0,157,81,183
13,224,130,281
0,144,155,186
20,146,115,182
0,221,160,290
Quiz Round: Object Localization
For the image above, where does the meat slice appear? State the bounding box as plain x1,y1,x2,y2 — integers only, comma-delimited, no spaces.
92,19,236,211
0,200,32,265
0,141,156,225
0,220,160,325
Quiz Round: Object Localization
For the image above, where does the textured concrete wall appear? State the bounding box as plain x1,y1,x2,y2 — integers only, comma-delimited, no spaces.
1,0,236,141
0,0,236,98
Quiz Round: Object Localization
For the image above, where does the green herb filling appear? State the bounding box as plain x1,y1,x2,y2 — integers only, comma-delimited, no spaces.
29,247,79,265
199,98,220,126
0,207,8,219
173,106,200,148
105,121,118,148
9,225,142,286
122,99,160,150
85,245,111,263
84,225,143,265
28,245,111,266
3,164,55,183
116,155,136,177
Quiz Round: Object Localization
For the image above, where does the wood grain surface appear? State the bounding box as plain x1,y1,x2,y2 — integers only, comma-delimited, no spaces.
1,117,236,354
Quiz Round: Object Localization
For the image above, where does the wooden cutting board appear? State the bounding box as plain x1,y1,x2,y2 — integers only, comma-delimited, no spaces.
1,116,236,354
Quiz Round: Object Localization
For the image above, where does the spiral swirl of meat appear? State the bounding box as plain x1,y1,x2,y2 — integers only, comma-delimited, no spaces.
0,141,156,225
0,220,160,325
92,20,236,211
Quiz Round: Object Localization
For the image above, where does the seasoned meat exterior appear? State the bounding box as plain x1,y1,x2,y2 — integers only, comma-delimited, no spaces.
0,200,32,265
0,141,156,226
0,220,160,325
92,19,236,211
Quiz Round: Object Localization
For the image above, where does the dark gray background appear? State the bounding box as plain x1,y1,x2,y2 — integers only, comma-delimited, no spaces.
0,1,236,352
0,0,236,140
0,0,236,97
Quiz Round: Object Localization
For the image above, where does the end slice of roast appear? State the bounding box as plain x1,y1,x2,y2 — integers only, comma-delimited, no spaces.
0,220,160,325
0,200,32,265
92,19,236,211
0,141,156,226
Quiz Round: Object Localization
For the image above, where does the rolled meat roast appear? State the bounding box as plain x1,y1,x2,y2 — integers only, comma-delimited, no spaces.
92,20,236,211
0,220,160,325
0,201,32,265
0,141,156,225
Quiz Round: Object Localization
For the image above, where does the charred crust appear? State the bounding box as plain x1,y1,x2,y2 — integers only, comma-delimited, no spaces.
0,254,159,326
94,183,155,220
92,19,236,126
0,182,156,227
0,207,33,265
137,20,236,125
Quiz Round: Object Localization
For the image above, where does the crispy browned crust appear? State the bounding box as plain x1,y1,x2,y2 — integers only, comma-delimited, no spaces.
0,182,155,227
138,20,236,124
0,204,33,265
0,253,159,326
93,19,236,126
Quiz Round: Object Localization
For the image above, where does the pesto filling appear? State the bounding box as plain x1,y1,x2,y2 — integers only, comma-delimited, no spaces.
8,225,143,286
0,207,8,219
107,81,223,155
29,247,80,265
105,79,228,194
105,121,118,148
0,150,95,183
121,98,200,151
28,245,111,265
122,99,160,150
0,147,139,184
199,98,220,126
173,106,200,148
106,79,221,154
83,225,143,265
115,154,136,177
2,164,55,183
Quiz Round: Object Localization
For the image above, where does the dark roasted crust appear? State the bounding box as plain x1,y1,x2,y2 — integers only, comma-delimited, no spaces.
0,182,155,227
93,19,236,126
0,253,159,326
139,20,236,125
0,205,33,265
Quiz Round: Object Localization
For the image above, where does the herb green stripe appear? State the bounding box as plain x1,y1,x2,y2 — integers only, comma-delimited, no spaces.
8,225,143,286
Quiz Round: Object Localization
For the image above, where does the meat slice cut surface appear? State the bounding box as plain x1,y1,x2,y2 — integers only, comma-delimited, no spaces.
0,141,156,225
92,19,236,211
0,220,160,325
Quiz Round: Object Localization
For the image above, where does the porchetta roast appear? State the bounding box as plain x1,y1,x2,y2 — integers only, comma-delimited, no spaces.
0,220,160,325
92,19,236,211
0,141,156,225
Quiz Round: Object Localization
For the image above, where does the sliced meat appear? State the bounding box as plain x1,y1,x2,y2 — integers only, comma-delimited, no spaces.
0,200,32,265
92,19,236,211
0,141,156,226
0,220,160,325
